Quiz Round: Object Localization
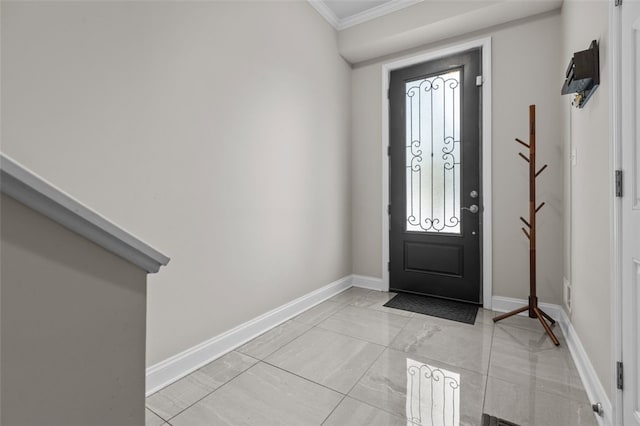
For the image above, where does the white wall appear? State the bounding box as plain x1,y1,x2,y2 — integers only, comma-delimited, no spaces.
351,12,565,305
1,1,352,366
561,0,612,397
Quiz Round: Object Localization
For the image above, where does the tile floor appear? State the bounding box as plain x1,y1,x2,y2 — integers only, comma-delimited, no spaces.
146,287,598,426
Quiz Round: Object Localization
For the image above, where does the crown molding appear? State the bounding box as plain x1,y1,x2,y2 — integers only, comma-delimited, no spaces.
338,0,422,30
309,0,423,31
308,0,340,29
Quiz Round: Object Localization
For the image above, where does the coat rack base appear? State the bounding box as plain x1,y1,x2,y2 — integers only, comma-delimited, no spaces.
493,296,560,346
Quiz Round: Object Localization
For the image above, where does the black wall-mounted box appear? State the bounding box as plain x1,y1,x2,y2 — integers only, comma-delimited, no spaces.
561,40,599,108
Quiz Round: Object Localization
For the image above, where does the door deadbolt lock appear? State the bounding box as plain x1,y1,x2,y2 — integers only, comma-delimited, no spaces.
462,204,479,214
470,190,479,198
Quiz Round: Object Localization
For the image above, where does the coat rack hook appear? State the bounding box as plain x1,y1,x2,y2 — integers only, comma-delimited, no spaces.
515,138,530,148
535,164,548,177
520,217,531,228
536,202,546,213
518,153,530,163
522,227,530,239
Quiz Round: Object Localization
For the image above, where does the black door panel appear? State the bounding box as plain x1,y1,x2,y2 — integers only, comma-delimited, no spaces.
389,50,482,304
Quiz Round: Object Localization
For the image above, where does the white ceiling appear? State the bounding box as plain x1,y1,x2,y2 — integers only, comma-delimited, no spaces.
309,0,423,30
323,0,391,20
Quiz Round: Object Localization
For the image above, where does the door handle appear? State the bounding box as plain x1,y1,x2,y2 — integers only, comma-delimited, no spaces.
461,204,479,214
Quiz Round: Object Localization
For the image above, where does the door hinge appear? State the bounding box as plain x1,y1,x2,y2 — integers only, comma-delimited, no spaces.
387,146,391,157
387,204,391,215
615,0,622,6
387,261,391,271
617,361,624,390
615,170,623,197
476,75,483,86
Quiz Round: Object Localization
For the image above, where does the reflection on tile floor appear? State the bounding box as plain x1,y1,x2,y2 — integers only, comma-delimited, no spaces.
146,289,598,426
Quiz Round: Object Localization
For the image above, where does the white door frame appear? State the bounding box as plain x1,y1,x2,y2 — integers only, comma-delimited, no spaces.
610,0,623,424
380,37,493,307
611,0,640,424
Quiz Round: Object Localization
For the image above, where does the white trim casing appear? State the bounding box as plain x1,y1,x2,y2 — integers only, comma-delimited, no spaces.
352,274,385,291
381,37,493,308
0,153,170,273
608,1,623,425
145,275,353,395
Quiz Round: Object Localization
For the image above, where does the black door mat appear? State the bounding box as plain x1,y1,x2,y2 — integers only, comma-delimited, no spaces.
482,414,520,426
383,292,478,324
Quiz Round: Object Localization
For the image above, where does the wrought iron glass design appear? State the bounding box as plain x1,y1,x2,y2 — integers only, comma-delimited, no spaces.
406,358,461,426
405,70,461,234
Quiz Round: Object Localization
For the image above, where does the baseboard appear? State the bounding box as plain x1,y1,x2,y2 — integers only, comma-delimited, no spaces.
352,274,384,291
492,295,610,426
145,275,353,396
558,310,612,426
491,295,563,321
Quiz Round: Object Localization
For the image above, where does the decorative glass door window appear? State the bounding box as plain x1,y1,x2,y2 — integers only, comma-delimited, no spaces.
405,70,461,234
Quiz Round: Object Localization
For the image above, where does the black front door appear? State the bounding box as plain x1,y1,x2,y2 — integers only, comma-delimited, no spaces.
389,49,482,304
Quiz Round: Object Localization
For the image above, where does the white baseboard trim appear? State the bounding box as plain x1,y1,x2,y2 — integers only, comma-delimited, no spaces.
492,295,610,425
491,295,563,321
145,275,353,396
558,310,612,426
352,274,384,291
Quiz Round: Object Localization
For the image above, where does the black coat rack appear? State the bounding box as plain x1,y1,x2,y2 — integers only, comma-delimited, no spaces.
493,105,560,346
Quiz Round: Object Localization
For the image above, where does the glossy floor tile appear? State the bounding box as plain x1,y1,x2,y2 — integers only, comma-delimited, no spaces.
292,300,345,325
489,329,588,403
493,322,565,352
322,396,406,426
491,311,556,331
350,348,486,425
317,305,411,345
145,371,216,420
237,320,312,360
475,308,497,325
145,408,166,426
390,314,493,374
327,287,373,306
265,327,385,393
483,376,598,426
170,362,342,426
349,290,415,317
146,290,599,426
145,351,257,420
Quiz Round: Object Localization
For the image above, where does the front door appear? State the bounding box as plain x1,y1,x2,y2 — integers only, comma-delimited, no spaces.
621,1,640,424
389,49,482,303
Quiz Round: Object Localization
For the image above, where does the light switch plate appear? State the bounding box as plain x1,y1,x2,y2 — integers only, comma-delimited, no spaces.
563,277,572,313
